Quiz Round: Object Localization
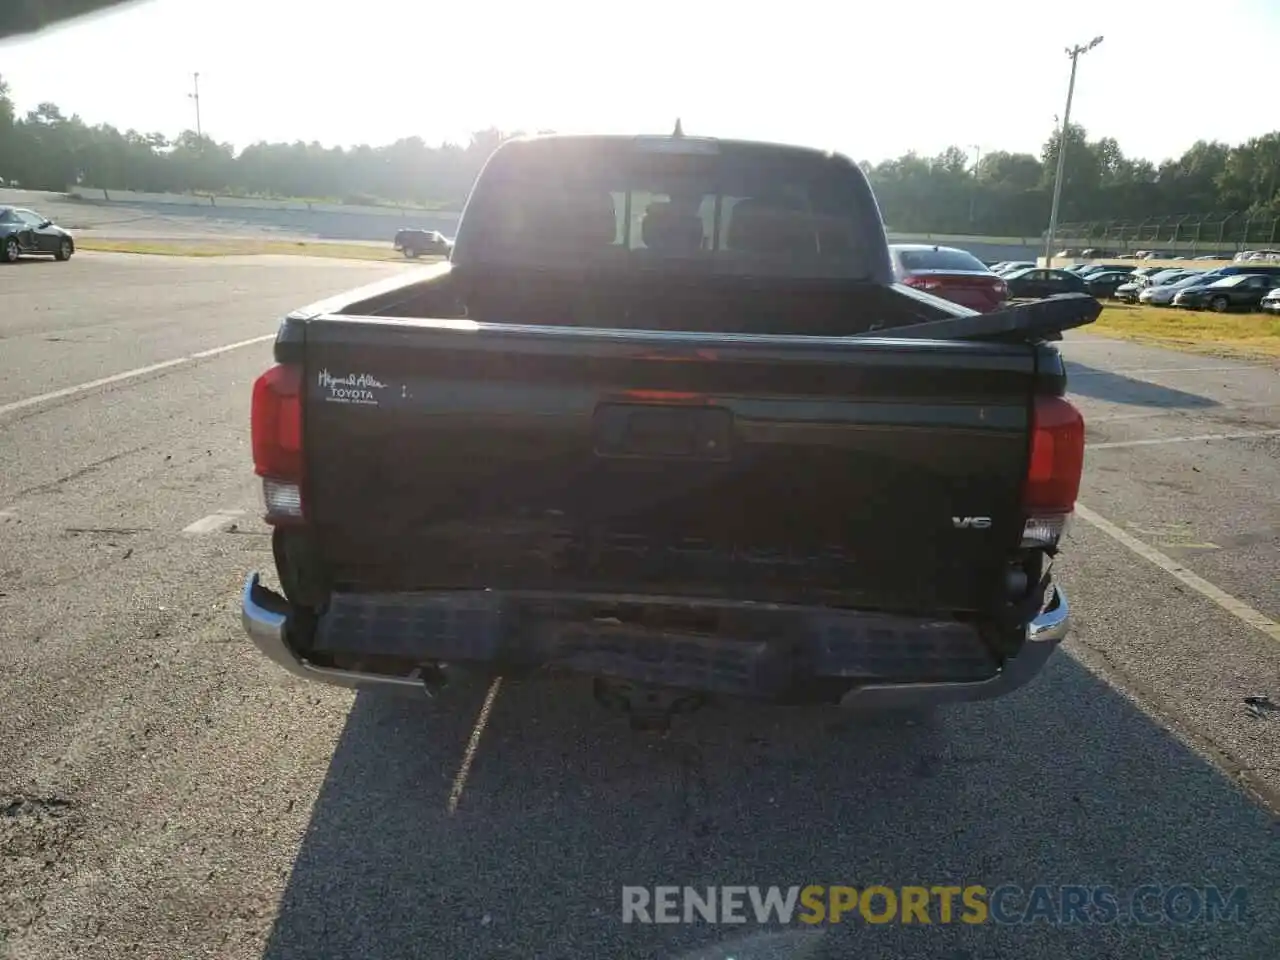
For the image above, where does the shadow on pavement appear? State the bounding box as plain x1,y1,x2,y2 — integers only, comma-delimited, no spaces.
261,655,1276,960
1064,362,1219,410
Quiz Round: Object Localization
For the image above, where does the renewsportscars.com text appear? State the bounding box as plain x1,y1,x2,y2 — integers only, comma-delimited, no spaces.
621,885,1249,926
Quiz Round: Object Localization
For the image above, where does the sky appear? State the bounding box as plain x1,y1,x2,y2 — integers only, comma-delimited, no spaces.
1,0,1278,166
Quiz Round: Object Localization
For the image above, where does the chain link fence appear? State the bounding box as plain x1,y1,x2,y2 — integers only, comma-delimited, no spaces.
1053,212,1280,257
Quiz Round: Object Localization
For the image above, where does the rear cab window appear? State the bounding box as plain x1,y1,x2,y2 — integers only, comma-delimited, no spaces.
457,137,881,280
897,248,989,273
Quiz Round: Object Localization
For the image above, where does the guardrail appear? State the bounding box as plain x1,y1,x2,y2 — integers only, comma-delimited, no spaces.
1054,212,1278,257
67,187,461,222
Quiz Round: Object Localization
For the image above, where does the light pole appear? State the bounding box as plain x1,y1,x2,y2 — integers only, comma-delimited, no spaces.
968,144,982,226
1044,35,1102,267
188,72,202,139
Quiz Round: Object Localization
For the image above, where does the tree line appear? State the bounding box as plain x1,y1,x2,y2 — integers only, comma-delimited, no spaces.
2,74,1278,237
871,129,1280,238
0,76,508,210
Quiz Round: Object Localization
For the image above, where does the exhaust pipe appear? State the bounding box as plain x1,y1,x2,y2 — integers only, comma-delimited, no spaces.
418,663,451,698
417,662,502,698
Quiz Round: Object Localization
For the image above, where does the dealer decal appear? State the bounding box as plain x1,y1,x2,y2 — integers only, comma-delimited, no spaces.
317,369,387,405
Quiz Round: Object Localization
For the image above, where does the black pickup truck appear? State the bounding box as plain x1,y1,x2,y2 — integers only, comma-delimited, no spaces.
393,228,452,259
243,132,1095,728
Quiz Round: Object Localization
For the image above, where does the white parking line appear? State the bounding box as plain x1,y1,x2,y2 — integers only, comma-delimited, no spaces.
0,334,275,419
190,335,278,360
1088,429,1280,450
447,677,504,815
1070,365,1252,376
1082,411,1173,424
1075,503,1280,643
181,509,246,536
1081,403,1277,424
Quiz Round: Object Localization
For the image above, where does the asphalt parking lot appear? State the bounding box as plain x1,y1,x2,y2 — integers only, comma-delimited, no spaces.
1,253,1277,960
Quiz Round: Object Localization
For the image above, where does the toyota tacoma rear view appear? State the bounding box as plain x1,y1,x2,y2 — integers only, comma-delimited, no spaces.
241,131,1096,729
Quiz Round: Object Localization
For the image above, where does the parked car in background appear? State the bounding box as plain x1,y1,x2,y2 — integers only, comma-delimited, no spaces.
1260,287,1280,314
1172,274,1276,312
1129,266,1169,280
1201,263,1280,285
1002,267,1089,300
1066,263,1126,275
0,205,75,263
995,261,1036,276
1075,263,1135,280
1235,249,1280,263
1142,264,1280,305
1083,270,1134,299
1118,269,1196,301
1145,268,1195,286
1138,272,1218,306
1113,277,1146,303
393,228,453,259
889,243,1007,312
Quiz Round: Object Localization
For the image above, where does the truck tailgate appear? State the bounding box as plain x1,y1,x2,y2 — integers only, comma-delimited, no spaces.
297,318,1041,616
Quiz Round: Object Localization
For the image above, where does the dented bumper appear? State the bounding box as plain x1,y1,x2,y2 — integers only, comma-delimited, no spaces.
240,572,1070,707
837,584,1069,708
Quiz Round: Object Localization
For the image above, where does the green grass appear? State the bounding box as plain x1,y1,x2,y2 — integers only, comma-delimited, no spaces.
76,237,441,262
1092,303,1280,359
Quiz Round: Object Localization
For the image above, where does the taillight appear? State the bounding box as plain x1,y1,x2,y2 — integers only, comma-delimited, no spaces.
902,275,942,291
1021,395,1084,547
251,363,305,523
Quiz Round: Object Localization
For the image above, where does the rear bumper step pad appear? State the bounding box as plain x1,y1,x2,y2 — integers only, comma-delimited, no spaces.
242,575,1072,706
310,591,998,696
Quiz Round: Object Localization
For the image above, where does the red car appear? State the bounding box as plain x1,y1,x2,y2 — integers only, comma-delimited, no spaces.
890,243,1007,313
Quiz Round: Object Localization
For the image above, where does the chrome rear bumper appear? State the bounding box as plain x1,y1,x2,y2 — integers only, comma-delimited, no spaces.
241,572,1070,705
242,573,421,690
837,582,1070,708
